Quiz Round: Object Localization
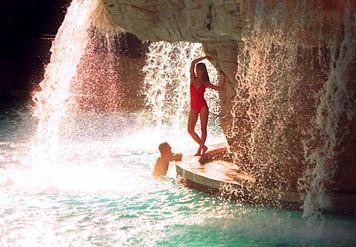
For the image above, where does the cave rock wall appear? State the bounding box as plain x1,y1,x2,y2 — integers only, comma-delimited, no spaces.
96,0,356,195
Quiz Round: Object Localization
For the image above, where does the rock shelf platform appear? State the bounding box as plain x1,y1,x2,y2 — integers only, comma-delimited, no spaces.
175,144,356,215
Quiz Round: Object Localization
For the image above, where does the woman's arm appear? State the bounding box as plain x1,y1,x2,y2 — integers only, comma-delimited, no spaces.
190,56,212,81
205,70,226,91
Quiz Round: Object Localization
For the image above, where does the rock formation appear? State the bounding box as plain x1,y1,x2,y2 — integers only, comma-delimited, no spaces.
95,0,356,210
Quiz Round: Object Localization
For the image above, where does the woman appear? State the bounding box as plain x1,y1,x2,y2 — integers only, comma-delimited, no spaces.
188,56,226,156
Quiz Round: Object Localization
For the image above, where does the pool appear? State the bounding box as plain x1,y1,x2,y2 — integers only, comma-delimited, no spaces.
1,103,356,246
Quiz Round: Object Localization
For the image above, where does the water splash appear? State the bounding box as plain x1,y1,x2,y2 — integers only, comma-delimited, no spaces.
142,41,220,129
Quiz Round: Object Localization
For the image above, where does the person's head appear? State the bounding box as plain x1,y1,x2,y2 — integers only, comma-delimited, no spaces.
158,142,172,156
196,63,210,82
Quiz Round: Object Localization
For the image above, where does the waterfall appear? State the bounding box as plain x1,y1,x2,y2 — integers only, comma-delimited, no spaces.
32,0,96,147
229,0,356,216
142,41,220,129
300,3,356,217
32,0,122,148
29,0,355,216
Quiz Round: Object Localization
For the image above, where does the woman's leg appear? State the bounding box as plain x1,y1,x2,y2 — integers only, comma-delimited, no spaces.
200,106,209,155
188,109,203,155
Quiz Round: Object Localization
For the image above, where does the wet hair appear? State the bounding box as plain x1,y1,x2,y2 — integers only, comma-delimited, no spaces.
158,142,169,156
196,63,210,82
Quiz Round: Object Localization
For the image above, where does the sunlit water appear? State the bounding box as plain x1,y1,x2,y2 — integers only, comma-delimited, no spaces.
1,103,356,247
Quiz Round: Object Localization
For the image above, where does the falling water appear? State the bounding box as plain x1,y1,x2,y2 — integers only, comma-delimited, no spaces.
32,0,122,149
32,0,94,148
142,41,221,129
301,3,356,217
229,0,356,216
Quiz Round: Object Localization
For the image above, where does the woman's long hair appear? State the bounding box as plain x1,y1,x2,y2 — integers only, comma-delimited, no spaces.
196,63,210,82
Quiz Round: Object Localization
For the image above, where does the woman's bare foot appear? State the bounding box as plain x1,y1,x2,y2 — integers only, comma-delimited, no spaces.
194,147,202,156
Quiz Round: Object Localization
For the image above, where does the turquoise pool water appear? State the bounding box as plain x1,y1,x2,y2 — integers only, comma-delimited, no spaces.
0,103,356,246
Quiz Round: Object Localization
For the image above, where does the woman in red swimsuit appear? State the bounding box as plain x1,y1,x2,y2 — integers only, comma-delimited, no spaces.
188,56,226,156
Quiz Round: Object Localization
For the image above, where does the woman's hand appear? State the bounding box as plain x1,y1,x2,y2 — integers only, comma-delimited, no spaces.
193,56,212,64
205,56,213,61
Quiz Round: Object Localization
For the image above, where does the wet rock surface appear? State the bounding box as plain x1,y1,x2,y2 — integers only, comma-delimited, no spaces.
96,0,356,208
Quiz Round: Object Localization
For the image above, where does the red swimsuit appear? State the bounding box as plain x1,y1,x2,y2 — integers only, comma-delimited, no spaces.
190,82,207,113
